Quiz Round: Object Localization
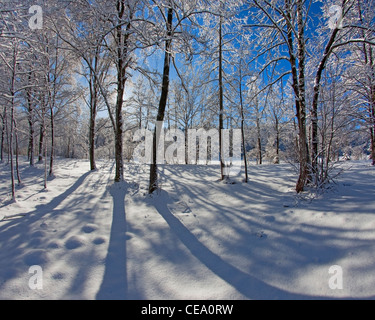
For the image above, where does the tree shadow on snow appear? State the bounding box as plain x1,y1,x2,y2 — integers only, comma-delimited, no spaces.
0,170,95,297
96,182,128,300
153,189,359,300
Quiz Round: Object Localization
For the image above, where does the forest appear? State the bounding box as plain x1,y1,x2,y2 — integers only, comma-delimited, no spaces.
0,0,375,301
1,0,374,199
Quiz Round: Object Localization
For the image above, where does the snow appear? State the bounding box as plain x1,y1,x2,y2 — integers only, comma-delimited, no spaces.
0,158,374,300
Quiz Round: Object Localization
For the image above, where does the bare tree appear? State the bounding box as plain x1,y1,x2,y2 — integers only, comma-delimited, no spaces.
149,4,174,194
243,0,375,191
58,0,139,181
148,0,203,193
0,36,22,201
243,0,311,192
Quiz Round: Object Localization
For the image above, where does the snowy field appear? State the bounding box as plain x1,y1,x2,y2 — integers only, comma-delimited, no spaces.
0,158,374,300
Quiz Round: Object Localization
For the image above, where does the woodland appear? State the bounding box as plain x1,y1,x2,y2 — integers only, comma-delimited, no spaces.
0,0,374,202
1,0,375,301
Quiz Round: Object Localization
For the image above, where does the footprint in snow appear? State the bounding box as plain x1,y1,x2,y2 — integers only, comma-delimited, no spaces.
81,224,98,234
65,236,85,250
93,237,106,245
23,250,49,266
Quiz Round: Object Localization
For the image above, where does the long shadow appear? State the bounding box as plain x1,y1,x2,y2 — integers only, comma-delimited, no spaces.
0,170,97,298
96,182,128,300
0,170,93,227
153,190,354,300
38,171,93,211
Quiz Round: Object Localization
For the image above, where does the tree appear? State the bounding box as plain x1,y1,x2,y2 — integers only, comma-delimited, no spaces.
316,61,354,182
170,65,207,164
58,0,139,181
246,76,266,165
25,71,36,166
238,59,249,181
266,82,291,164
56,1,113,172
242,0,310,191
0,10,27,200
149,3,174,194
345,0,375,165
243,0,375,191
197,0,245,180
127,76,158,131
148,0,202,193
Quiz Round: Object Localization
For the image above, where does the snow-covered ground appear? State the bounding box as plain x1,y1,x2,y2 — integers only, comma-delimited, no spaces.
0,158,374,300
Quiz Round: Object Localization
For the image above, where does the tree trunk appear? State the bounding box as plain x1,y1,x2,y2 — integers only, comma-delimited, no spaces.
0,108,6,163
38,122,44,163
8,44,19,201
149,6,173,194
89,56,99,171
256,117,262,165
114,0,132,182
185,123,189,165
239,64,248,182
218,11,228,180
14,118,22,185
371,127,375,166
295,101,310,193
9,55,16,201
27,107,34,166
292,0,310,193
26,73,35,166
89,106,97,170
371,103,375,165
368,49,375,167
44,130,48,189
311,26,340,181
114,81,124,182
49,106,54,177
10,103,15,201
275,116,280,164
38,94,46,164
49,35,60,178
